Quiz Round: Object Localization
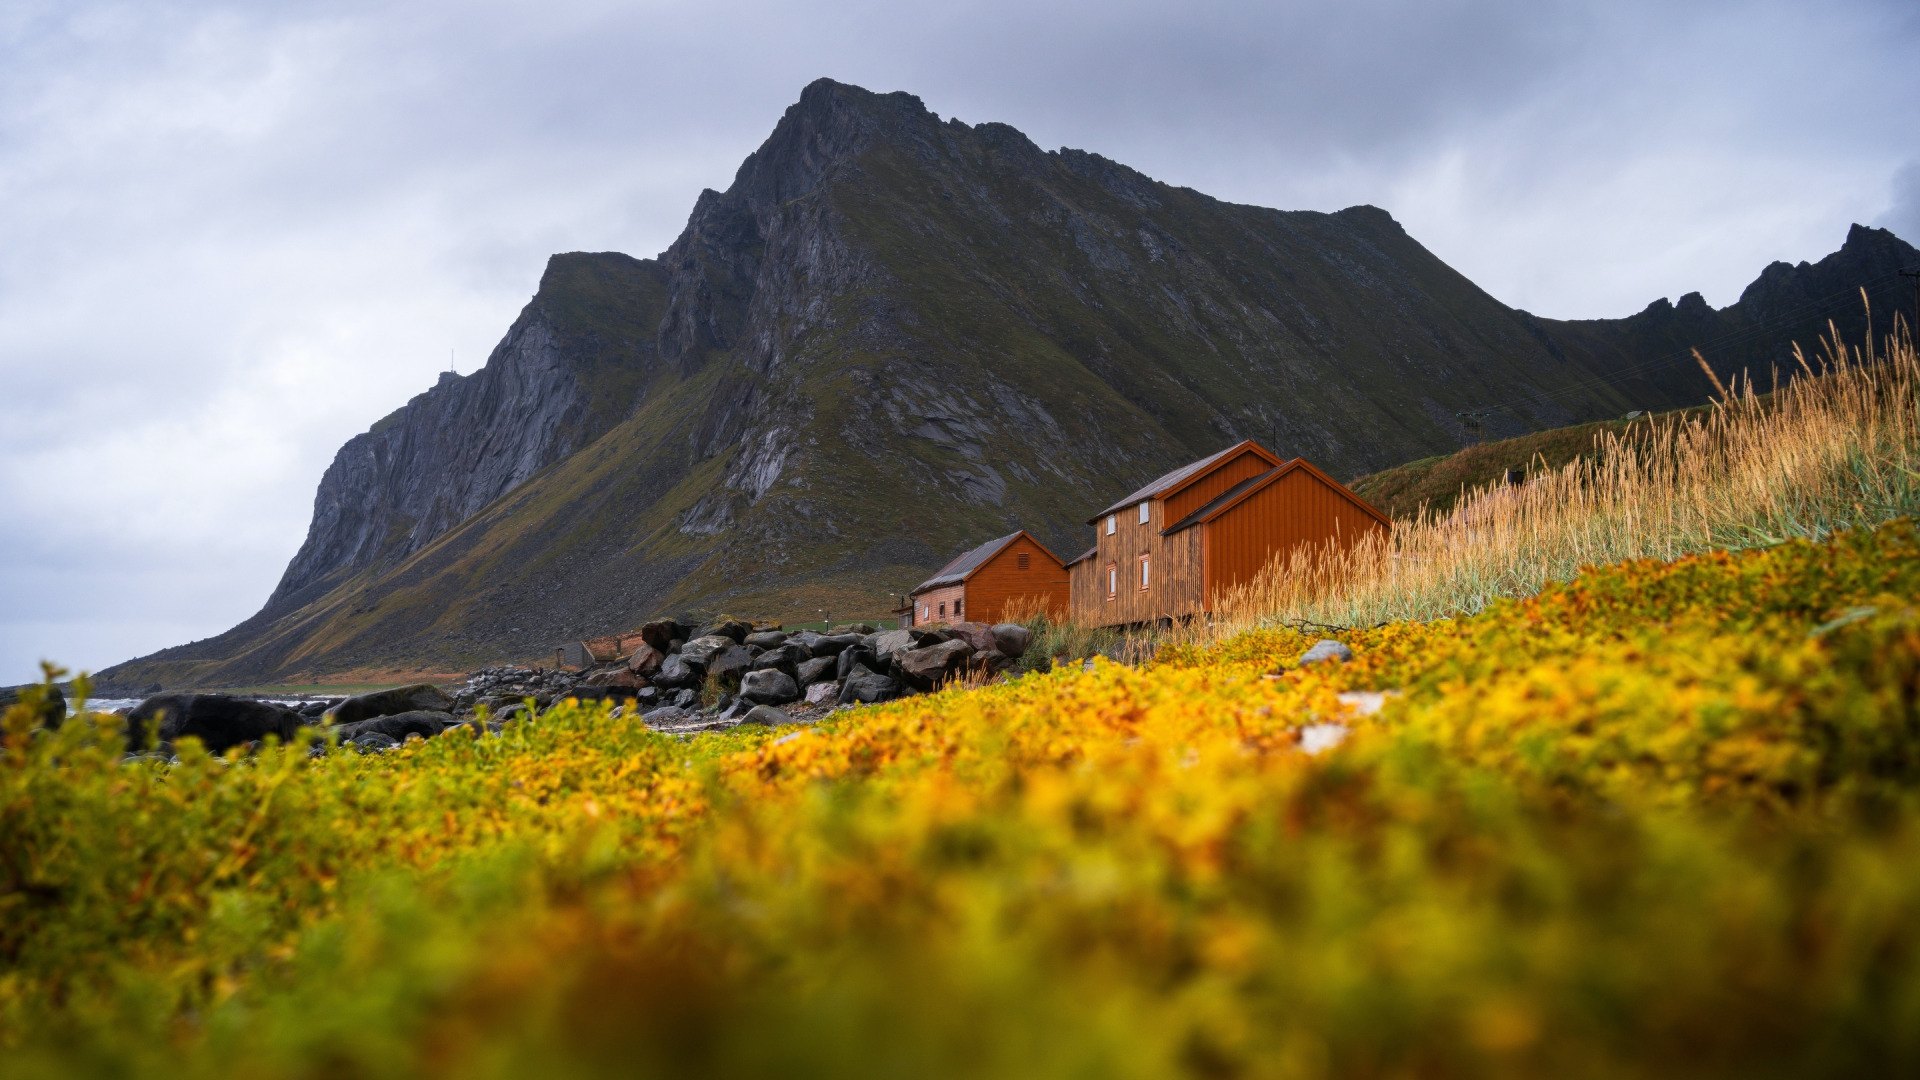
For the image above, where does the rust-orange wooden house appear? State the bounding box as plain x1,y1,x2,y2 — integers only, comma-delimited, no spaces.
909,531,1069,627
1067,440,1388,627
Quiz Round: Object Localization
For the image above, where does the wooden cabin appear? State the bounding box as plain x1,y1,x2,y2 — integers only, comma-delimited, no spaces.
910,531,1069,627
1067,441,1388,628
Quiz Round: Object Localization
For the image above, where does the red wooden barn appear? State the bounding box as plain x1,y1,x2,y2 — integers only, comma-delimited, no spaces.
1067,440,1388,627
909,531,1069,627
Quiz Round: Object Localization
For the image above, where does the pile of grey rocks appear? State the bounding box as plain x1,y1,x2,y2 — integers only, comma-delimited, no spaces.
575,616,1034,731
100,616,1040,759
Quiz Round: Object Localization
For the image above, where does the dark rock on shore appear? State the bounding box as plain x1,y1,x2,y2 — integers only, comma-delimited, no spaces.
324,684,454,725
740,669,799,705
838,666,901,704
653,653,704,688
125,693,303,754
796,656,837,687
898,639,975,692
0,685,65,730
330,710,446,743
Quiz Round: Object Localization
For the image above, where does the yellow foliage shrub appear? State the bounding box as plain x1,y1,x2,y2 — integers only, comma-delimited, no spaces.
7,521,1920,1076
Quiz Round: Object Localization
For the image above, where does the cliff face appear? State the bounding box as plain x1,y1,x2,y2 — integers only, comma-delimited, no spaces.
265,253,674,614
95,80,1920,690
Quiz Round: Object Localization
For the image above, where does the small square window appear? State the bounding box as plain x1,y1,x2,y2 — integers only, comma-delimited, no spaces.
1106,515,1116,535
1138,502,1150,525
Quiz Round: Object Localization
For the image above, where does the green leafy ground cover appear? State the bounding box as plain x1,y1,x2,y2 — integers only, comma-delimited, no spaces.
9,521,1920,1077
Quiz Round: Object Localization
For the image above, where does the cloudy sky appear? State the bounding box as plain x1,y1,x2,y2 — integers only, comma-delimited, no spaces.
2,0,1916,684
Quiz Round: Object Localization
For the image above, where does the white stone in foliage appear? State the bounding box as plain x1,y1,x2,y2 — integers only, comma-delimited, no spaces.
1299,639,1353,665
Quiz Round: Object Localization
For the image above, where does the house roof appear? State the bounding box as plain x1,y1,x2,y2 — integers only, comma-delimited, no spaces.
911,530,1064,595
1160,457,1392,535
1063,546,1097,568
1087,440,1283,523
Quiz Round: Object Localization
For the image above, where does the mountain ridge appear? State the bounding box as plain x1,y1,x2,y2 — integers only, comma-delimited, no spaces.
95,78,1920,691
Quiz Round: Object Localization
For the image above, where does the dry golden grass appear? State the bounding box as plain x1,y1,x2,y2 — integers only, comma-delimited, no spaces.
1210,313,1920,635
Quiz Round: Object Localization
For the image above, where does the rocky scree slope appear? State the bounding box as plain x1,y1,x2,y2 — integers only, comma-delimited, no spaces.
94,80,1920,691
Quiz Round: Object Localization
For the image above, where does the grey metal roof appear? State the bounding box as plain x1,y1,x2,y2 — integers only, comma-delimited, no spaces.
1063,545,1097,567
910,531,1023,594
1087,441,1259,522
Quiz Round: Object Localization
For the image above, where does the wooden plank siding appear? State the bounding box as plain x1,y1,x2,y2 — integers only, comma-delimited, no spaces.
1200,463,1387,603
911,532,1070,627
1069,498,1206,626
1161,447,1279,525
962,534,1070,623
1070,445,1388,628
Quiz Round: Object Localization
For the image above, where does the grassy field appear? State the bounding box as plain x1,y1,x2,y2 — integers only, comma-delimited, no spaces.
6,325,1919,1077
1213,326,1920,633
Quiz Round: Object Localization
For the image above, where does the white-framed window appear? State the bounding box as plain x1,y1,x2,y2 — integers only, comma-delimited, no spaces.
955,598,963,617
1139,554,1151,590
1105,514,1116,535
1138,502,1150,525
1106,564,1118,598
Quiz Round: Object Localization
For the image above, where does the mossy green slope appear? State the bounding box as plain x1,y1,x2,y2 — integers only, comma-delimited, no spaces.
91,80,1917,688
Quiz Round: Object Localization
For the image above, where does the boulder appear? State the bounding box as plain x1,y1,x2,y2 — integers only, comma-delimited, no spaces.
351,732,400,753
831,623,877,635
991,623,1033,659
331,711,445,743
566,685,640,705
797,631,859,657
804,680,840,705
0,684,65,730
796,656,837,687
585,668,639,688
836,645,883,680
898,639,976,692
740,669,800,706
627,642,665,677
652,652,704,689
744,630,789,649
706,645,755,683
679,634,737,668
638,619,679,651
838,666,902,704
871,628,941,662
1299,639,1354,665
974,648,1014,675
635,686,660,706
641,705,693,725
671,689,699,709
324,684,454,725
738,704,791,727
753,643,810,675
696,618,750,643
946,621,998,654
126,693,304,754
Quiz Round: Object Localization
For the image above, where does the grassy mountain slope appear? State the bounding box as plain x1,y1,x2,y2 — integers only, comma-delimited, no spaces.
92,81,1920,690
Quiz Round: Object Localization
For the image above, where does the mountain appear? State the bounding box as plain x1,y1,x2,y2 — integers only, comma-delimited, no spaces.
95,79,1920,691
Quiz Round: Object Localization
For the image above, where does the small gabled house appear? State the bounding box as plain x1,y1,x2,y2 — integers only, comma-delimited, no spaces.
910,531,1069,627
1068,440,1389,627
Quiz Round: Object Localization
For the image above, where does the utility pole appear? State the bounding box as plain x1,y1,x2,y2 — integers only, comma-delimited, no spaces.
1902,269,1920,342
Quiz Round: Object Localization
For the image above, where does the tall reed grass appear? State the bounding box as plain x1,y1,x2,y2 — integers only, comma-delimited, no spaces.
1215,312,1920,633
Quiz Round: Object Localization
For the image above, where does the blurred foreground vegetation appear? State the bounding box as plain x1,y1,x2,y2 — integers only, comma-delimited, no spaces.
8,520,1920,1077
